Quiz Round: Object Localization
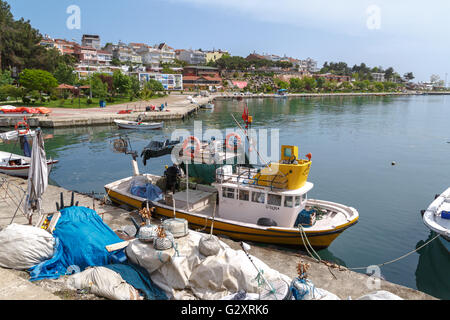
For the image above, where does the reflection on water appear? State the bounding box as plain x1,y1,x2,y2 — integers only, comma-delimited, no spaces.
1,95,449,299
415,232,450,300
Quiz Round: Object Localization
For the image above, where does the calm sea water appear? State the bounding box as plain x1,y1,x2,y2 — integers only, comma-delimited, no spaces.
1,95,449,299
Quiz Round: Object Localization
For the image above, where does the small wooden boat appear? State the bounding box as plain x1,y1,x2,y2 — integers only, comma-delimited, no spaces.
422,188,450,250
0,151,58,178
114,119,163,130
105,145,359,249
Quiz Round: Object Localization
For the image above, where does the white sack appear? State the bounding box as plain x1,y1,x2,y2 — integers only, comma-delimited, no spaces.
68,267,142,300
190,248,291,300
357,290,403,300
0,224,55,270
126,230,290,300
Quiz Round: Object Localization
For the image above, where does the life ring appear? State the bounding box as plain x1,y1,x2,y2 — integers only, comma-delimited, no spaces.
226,133,242,151
182,136,201,158
15,121,30,135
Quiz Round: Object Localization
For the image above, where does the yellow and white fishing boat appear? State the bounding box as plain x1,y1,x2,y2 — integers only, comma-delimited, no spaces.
105,145,359,249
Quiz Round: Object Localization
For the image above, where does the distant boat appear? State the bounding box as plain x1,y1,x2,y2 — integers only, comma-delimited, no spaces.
114,119,163,130
141,138,182,165
0,151,58,178
200,103,215,110
422,188,450,251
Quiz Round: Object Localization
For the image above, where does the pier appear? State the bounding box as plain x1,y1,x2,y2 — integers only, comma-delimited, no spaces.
0,173,437,300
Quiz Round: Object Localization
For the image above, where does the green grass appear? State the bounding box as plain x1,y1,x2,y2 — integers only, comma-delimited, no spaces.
12,94,168,109
10,97,134,109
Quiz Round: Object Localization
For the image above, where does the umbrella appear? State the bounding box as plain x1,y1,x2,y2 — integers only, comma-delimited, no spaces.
24,129,48,223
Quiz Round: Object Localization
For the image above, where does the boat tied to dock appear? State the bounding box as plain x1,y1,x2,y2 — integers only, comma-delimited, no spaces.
105,143,359,249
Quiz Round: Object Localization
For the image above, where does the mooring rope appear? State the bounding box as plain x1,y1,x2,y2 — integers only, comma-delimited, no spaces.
346,233,441,271
298,225,441,272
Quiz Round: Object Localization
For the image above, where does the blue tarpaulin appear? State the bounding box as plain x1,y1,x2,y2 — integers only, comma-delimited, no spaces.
104,263,168,300
29,206,126,281
130,183,163,202
294,209,316,228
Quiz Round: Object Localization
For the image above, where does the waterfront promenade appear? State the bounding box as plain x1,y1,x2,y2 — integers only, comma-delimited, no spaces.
0,91,419,129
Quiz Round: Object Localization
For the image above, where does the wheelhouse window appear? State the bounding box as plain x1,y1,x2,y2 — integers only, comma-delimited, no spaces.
295,196,302,207
223,187,235,199
284,196,294,208
239,190,249,201
268,194,282,207
252,191,266,204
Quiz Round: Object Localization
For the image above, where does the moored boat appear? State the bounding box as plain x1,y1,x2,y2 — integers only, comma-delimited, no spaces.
105,145,359,249
422,188,450,250
114,119,164,130
0,151,58,178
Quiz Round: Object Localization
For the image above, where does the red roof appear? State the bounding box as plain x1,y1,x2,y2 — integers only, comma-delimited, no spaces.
57,84,76,89
183,75,222,82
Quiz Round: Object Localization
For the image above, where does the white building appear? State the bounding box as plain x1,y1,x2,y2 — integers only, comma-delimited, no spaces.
82,34,101,50
137,44,175,69
298,58,319,73
176,49,206,65
137,73,183,91
371,73,386,82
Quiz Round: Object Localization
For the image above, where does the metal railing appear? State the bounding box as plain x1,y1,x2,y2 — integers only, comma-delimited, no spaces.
217,165,289,191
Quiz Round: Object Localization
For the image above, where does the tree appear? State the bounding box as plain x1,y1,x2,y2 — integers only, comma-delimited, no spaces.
18,69,58,96
0,84,22,101
430,74,440,84
384,67,394,81
91,76,108,99
112,70,131,96
289,78,304,92
111,58,122,66
315,77,325,90
53,62,76,85
302,77,317,91
130,76,141,99
145,79,164,92
373,82,384,92
0,69,13,86
404,72,415,82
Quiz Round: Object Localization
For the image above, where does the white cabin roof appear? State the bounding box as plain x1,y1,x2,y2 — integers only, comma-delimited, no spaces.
213,181,314,195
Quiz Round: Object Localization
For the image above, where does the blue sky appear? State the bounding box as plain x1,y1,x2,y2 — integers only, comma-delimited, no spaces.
7,0,450,82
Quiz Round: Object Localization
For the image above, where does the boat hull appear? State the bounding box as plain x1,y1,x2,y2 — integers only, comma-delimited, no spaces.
114,120,163,130
104,185,358,249
423,187,450,242
0,160,58,178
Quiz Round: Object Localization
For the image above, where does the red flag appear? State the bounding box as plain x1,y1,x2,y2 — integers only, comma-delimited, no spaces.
242,106,248,122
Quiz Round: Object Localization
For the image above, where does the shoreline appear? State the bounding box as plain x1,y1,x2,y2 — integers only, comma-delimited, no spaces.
0,91,443,129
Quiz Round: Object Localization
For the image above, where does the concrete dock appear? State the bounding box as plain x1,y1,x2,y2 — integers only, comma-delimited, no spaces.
0,94,211,128
0,173,437,300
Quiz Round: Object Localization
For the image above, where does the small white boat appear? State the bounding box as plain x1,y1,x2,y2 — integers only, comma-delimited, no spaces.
423,188,450,249
114,119,164,130
0,129,36,141
0,151,58,178
201,103,215,110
